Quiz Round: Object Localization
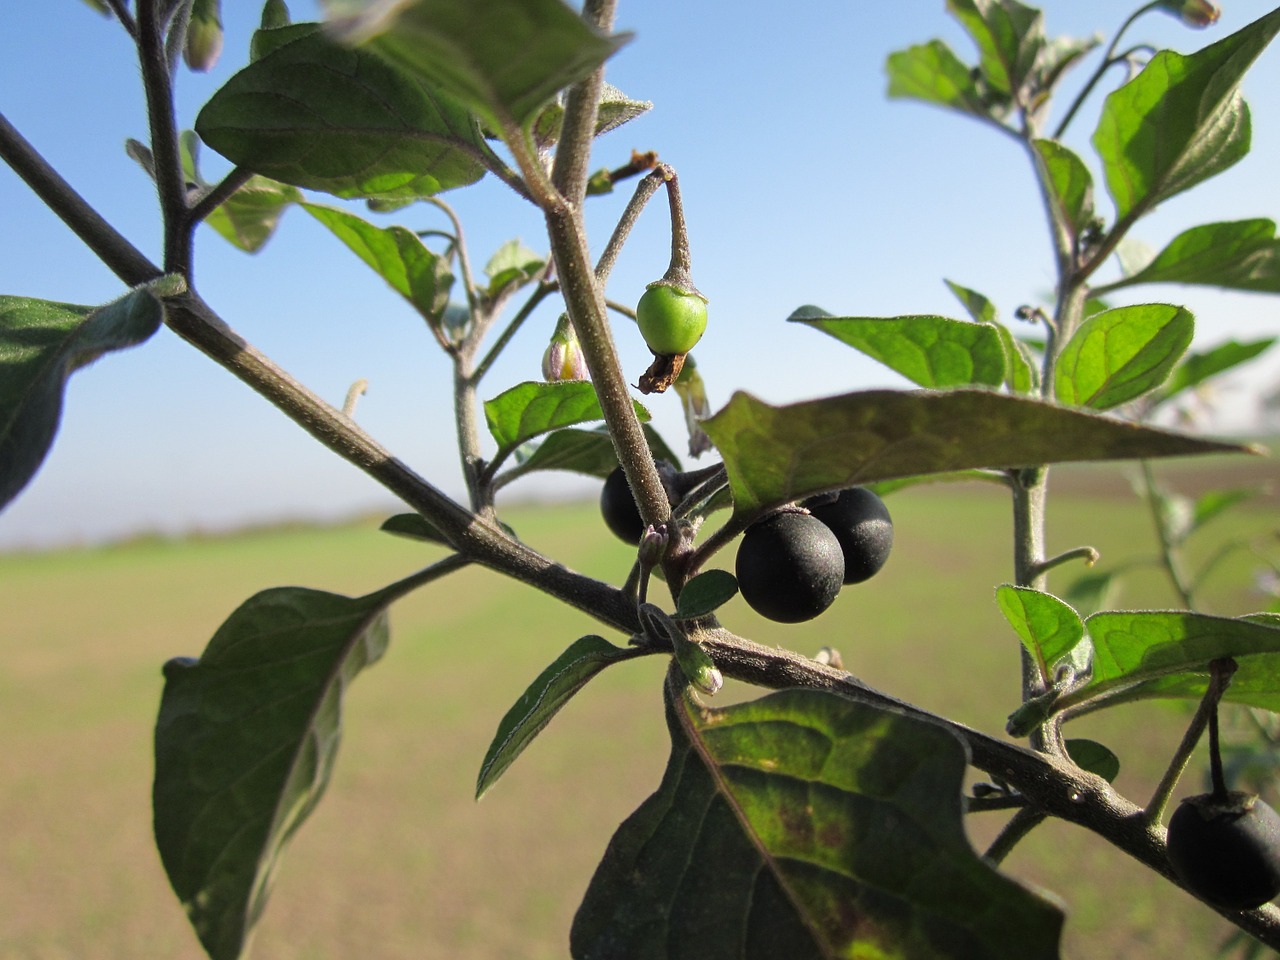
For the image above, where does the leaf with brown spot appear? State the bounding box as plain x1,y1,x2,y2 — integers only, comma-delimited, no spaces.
571,682,1064,959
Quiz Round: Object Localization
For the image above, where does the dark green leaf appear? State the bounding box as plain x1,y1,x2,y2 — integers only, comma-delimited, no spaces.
1092,9,1280,221
329,0,630,132
944,278,998,324
1032,139,1094,240
699,388,1249,521
1108,220,1280,293
790,313,1007,389
675,570,739,620
996,585,1085,684
476,635,638,800
0,290,164,511
379,512,451,545
196,27,490,200
947,0,1045,98
1054,303,1194,410
302,202,453,321
885,40,991,119
483,239,545,298
250,21,312,61
572,685,1064,959
484,380,649,459
1156,336,1275,403
1059,611,1280,715
1065,739,1120,783
154,586,393,960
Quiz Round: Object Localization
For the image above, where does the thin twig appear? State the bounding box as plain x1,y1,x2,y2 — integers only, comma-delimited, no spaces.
137,0,191,275
187,165,255,227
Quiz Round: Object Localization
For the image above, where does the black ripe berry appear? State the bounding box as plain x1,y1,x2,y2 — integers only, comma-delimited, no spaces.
735,512,844,623
804,486,893,585
1167,792,1280,910
600,467,646,544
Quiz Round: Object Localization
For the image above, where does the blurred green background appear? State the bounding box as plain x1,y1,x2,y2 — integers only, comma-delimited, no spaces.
1,458,1277,959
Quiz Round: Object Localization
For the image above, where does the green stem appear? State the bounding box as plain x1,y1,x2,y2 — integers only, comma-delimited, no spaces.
984,808,1048,865
1052,2,1161,139
1139,459,1197,609
551,0,616,203
137,0,191,276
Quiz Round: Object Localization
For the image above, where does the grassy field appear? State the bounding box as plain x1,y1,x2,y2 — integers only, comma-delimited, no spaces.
1,465,1277,959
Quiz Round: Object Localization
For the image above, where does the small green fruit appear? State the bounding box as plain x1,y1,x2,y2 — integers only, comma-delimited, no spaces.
636,284,707,356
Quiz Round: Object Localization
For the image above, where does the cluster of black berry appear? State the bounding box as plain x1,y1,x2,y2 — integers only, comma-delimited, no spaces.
734,488,892,623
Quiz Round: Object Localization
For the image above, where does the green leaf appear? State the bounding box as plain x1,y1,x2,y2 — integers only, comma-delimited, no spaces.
484,380,649,460
161,132,303,253
1190,487,1263,534
329,0,630,132
885,40,991,119
496,424,681,487
153,585,393,960
944,278,998,324
1062,570,1118,619
1032,139,1095,241
196,26,490,200
993,321,1039,394
1111,220,1280,294
1156,336,1275,403
1054,303,1194,410
532,81,652,147
1059,612,1280,715
699,388,1249,522
572,685,1064,959
675,570,739,620
0,289,164,511
996,586,1085,684
1065,739,1120,783
1092,9,1280,222
476,635,638,800
302,202,453,321
946,0,1045,98
790,312,1007,389
379,512,451,545
483,239,546,298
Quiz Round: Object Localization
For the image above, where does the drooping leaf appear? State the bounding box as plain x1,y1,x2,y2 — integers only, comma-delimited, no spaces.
1054,303,1194,410
699,388,1249,521
1092,9,1280,222
944,278,998,324
328,0,631,132
1155,336,1276,403
196,26,490,200
484,380,649,459
476,635,639,800
675,570,739,620
0,289,165,511
885,40,991,120
572,684,1064,959
483,239,545,298
1108,219,1280,294
1032,139,1095,240
302,202,453,321
996,585,1085,684
789,312,1007,389
1065,739,1120,783
1058,611,1280,716
153,585,396,960
992,321,1039,393
946,0,1045,99
380,512,451,545
532,81,652,147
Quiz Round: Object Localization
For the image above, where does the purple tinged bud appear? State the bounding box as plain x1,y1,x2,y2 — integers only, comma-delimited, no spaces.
1156,0,1221,26
541,314,588,381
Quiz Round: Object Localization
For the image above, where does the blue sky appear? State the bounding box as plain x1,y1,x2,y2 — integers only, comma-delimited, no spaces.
1,1,1278,550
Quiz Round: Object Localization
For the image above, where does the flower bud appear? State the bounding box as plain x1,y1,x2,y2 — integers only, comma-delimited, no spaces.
541,314,588,381
1156,0,1221,27
183,0,224,72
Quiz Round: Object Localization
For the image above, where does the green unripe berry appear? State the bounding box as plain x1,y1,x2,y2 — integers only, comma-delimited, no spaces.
636,284,707,356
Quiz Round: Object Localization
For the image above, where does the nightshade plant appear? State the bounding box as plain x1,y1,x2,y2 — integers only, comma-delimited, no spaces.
5,0,1280,957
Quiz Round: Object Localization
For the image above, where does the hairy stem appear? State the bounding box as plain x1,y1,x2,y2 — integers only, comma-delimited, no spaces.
551,0,616,203
137,0,191,276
